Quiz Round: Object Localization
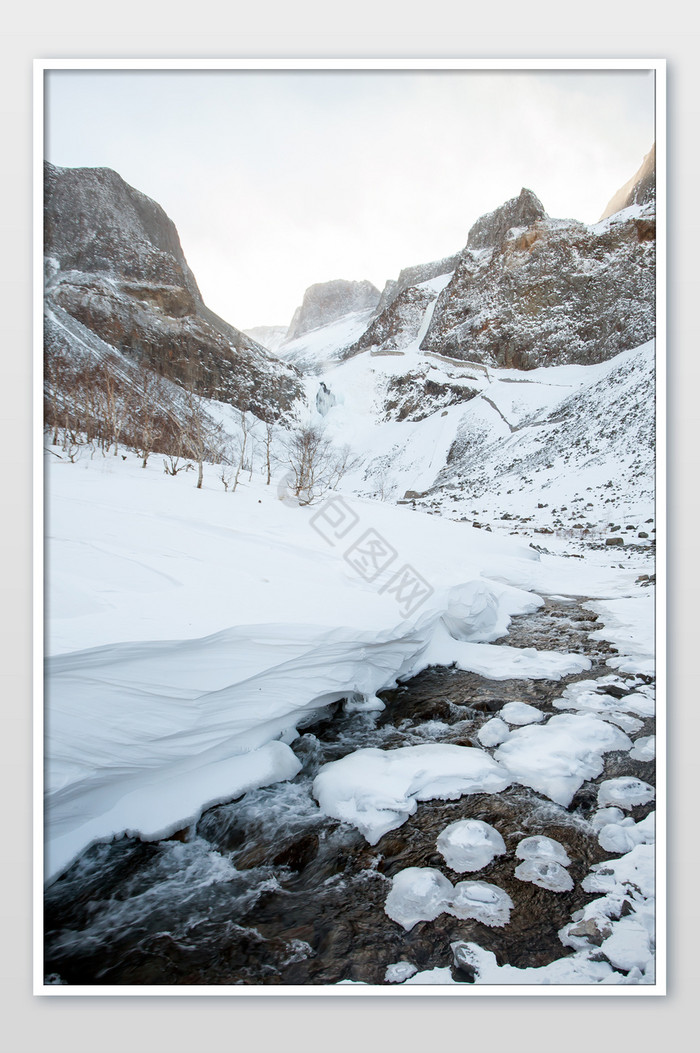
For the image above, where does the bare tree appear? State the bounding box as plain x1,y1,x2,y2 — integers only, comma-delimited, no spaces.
131,364,162,468
281,424,363,505
102,357,129,457
263,421,275,486
232,409,250,493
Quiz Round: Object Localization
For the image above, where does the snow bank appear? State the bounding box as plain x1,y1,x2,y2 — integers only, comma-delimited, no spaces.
404,941,616,985
312,744,510,845
495,713,632,806
43,450,651,884
588,592,655,675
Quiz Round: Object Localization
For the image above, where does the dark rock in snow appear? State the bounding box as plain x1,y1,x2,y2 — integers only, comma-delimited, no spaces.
466,188,547,252
420,162,655,369
44,162,303,420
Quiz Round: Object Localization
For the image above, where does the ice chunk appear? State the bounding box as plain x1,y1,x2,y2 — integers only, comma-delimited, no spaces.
385,961,418,983
514,859,574,892
477,717,510,747
591,807,625,831
629,735,655,762
342,692,385,713
437,819,506,872
515,835,571,867
597,777,655,810
500,701,544,726
598,811,655,853
385,867,513,930
495,714,632,806
449,880,513,926
313,744,510,844
384,867,454,930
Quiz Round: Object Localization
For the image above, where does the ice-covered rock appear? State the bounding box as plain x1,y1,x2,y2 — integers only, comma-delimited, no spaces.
448,880,513,926
384,868,513,930
315,380,337,416
629,735,656,762
500,701,544,726
591,807,626,831
495,713,632,806
514,859,574,893
312,743,511,845
477,717,511,747
384,867,453,930
436,819,506,872
515,835,571,867
597,811,655,854
596,777,655,810
385,960,418,983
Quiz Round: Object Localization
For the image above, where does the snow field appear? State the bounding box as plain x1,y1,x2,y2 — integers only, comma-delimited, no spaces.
45,447,644,881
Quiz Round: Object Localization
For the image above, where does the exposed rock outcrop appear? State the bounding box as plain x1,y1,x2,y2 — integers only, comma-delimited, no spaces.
44,162,303,420
373,255,460,316
286,279,381,342
341,257,458,362
599,145,656,221
466,188,546,252
420,172,655,369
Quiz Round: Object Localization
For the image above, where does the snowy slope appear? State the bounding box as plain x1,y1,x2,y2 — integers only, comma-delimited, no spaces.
44,444,650,882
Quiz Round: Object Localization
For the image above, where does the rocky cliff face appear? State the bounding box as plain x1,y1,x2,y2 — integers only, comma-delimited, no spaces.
285,279,381,342
419,175,655,370
44,163,303,421
341,257,458,360
600,145,656,221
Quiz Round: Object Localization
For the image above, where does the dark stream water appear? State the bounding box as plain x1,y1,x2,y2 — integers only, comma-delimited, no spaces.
44,599,655,986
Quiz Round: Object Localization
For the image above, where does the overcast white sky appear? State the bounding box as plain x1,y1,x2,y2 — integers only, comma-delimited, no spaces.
45,67,655,330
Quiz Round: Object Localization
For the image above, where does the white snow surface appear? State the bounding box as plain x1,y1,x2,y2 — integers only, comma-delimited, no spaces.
312,744,511,845
44,448,642,881
500,701,544,725
494,713,632,806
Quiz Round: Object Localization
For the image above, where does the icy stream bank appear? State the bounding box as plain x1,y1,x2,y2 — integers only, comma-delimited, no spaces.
44,598,656,987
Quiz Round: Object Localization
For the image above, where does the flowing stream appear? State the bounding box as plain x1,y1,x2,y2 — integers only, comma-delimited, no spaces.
44,598,655,986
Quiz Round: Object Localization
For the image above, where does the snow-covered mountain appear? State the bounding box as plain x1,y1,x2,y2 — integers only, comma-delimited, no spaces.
43,149,658,989
243,324,289,352
420,187,655,368
286,278,381,341
44,162,303,421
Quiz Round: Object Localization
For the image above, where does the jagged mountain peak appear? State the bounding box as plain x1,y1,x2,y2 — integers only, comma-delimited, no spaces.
467,187,547,251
